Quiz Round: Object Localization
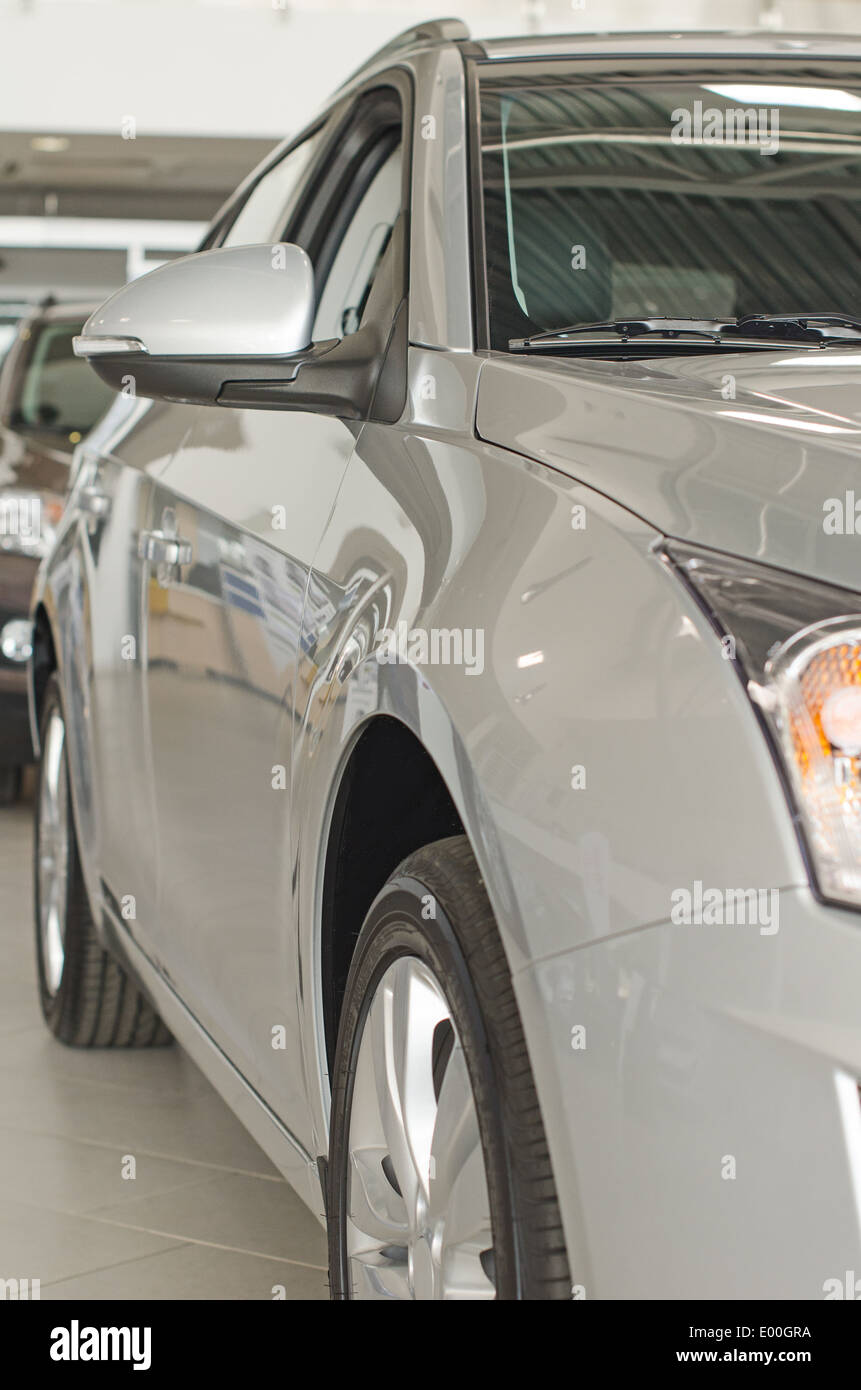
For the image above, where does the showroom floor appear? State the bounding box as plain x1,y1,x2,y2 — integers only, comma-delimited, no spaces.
0,785,328,1300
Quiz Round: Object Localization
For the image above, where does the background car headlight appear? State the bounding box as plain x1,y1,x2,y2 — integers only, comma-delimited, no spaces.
0,619,33,663
0,489,65,559
667,542,861,908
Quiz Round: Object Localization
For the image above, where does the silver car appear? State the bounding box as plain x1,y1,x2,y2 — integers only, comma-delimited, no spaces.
29,21,861,1299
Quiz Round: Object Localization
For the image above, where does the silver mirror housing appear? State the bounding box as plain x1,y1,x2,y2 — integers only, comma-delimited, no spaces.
75,243,315,361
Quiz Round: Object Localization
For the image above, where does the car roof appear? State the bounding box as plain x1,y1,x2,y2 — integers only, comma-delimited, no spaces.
472,29,861,61
343,21,861,95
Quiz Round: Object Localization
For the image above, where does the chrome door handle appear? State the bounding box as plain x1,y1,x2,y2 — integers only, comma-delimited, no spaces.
138,530,193,567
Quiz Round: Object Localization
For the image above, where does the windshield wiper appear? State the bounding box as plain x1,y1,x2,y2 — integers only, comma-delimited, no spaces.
509,312,861,353
725,313,861,343
509,318,733,350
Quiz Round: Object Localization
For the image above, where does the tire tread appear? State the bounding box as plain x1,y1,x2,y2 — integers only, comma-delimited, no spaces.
329,832,571,1300
399,836,570,1299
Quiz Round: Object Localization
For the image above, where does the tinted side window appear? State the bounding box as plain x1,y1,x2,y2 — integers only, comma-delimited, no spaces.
312,142,403,341
222,133,323,248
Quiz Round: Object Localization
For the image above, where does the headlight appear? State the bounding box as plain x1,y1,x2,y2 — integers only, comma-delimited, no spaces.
0,489,64,559
667,542,861,909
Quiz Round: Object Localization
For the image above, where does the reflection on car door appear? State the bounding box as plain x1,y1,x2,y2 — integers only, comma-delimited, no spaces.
140,97,406,1134
76,398,195,939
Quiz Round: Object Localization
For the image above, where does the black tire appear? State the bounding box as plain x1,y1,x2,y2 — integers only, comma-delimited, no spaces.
328,834,570,1300
0,765,22,806
34,672,171,1048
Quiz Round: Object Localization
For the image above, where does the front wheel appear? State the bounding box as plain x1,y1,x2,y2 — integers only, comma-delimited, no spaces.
34,673,171,1047
328,835,570,1300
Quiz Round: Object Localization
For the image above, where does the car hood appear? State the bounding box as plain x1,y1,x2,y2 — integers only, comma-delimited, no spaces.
476,347,861,593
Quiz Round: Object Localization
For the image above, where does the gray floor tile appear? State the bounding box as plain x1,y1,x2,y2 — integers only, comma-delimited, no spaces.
0,1125,228,1215
92,1170,328,1266
0,998,42,1037
0,1050,282,1176
0,1020,218,1100
0,1194,179,1285
42,1241,329,1300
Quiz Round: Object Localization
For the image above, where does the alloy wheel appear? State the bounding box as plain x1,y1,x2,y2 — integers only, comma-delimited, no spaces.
38,706,69,996
345,954,496,1299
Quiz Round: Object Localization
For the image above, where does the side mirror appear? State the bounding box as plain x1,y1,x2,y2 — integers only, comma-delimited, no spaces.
73,240,407,421
78,243,316,361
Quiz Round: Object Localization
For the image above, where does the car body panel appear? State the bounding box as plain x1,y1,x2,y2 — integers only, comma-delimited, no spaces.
138,405,359,1118
289,344,810,1164
518,885,861,1297
34,391,194,928
28,29,861,1297
476,352,861,591
404,42,473,352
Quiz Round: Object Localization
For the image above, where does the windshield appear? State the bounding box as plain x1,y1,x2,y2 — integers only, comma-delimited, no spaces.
477,62,861,351
11,319,114,441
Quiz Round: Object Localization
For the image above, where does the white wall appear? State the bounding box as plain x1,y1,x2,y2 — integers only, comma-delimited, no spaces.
0,0,807,141
0,1,403,138
1,1,859,141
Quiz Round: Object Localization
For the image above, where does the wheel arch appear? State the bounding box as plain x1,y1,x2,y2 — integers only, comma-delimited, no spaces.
319,713,465,1074
29,600,58,757
297,656,533,1142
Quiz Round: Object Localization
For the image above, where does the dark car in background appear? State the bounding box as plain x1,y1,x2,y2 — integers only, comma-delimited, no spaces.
0,301,114,802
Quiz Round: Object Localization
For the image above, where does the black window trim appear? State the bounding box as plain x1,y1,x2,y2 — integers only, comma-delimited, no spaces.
291,87,405,312
202,69,413,295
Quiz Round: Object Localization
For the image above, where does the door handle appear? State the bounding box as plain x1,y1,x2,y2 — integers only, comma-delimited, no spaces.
138,530,193,567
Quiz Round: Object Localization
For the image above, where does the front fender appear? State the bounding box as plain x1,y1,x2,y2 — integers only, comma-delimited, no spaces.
291,423,810,1277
